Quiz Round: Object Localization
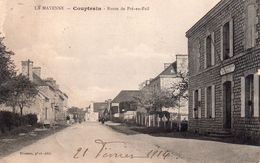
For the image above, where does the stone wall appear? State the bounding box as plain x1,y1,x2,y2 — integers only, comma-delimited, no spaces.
186,0,260,141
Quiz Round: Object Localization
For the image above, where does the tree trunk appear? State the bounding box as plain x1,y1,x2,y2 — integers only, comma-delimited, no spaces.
12,106,16,113
20,107,23,116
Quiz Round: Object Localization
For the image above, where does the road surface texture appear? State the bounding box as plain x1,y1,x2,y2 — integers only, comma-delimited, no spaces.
1,122,260,163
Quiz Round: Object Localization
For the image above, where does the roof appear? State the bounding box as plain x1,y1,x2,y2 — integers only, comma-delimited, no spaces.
158,62,177,76
33,73,58,92
32,73,48,86
112,90,140,103
186,0,230,38
93,102,108,112
150,62,177,83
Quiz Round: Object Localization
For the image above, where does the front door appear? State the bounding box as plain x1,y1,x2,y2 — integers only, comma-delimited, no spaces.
223,81,232,129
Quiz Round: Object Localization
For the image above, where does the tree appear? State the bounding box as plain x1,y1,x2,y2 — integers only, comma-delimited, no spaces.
135,87,179,113
5,74,38,115
136,72,188,111
169,72,189,131
135,72,189,129
67,107,85,122
0,36,16,104
169,72,189,101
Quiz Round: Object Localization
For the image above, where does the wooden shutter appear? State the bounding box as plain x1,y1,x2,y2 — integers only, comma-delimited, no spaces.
211,32,215,65
198,89,202,118
246,4,256,49
229,19,234,57
220,26,224,61
204,38,207,69
212,85,216,118
192,91,195,118
241,77,246,117
254,73,259,117
205,88,207,118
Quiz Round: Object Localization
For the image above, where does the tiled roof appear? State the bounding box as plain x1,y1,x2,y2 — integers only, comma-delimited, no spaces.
32,73,48,86
150,62,177,83
112,90,140,103
158,62,177,76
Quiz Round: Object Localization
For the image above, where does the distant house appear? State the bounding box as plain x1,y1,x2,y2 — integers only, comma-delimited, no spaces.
85,102,108,121
135,55,188,127
140,55,188,120
111,90,140,120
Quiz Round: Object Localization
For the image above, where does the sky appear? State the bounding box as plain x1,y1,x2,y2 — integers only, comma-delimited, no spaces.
0,0,220,107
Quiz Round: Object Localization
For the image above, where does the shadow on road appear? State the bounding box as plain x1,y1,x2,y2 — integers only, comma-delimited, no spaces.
106,122,260,146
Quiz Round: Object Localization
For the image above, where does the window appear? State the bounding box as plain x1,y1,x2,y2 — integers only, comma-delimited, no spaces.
45,108,48,120
193,89,201,119
191,39,201,74
221,19,233,60
205,33,215,68
206,35,212,67
194,90,199,119
223,22,230,59
205,85,215,118
245,3,256,49
245,75,254,117
206,86,212,118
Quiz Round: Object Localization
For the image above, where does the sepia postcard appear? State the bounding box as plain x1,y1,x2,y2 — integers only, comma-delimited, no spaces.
0,0,260,163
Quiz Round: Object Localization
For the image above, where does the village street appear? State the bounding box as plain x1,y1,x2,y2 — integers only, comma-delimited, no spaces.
1,122,260,163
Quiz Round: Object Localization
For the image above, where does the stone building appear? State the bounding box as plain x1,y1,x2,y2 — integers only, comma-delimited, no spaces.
136,55,188,127
21,60,68,125
186,0,260,141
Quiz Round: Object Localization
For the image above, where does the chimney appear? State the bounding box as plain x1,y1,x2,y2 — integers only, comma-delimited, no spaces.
21,60,33,81
45,77,57,89
176,55,188,73
164,63,171,70
32,67,41,78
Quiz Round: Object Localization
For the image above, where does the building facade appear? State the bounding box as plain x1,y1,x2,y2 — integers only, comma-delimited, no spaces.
141,55,188,117
85,102,108,121
186,0,260,140
21,60,68,125
136,55,188,127
111,90,140,121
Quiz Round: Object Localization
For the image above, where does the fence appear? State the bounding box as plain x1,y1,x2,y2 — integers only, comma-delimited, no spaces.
136,112,188,131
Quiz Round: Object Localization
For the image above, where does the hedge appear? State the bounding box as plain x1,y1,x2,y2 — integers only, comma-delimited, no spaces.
0,111,38,133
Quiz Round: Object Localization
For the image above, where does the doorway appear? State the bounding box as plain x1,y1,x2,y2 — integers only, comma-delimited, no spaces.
223,81,232,129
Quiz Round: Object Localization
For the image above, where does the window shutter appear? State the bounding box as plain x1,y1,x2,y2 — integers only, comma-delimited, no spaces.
246,4,256,49
241,77,246,117
204,38,207,69
205,88,207,118
198,89,202,118
229,19,234,57
220,26,224,61
254,73,259,117
212,85,216,118
192,91,195,118
211,32,215,65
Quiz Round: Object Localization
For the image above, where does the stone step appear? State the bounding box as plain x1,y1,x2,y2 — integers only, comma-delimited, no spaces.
208,131,233,138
